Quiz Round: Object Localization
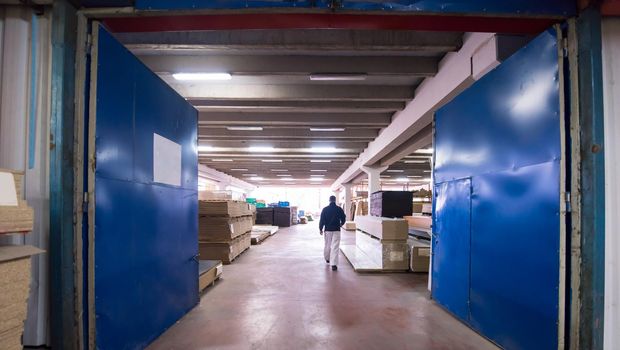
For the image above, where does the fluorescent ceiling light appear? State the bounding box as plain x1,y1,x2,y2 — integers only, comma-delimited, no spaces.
242,174,258,177
250,177,264,181
380,175,391,178
230,168,248,171
226,126,264,131
277,174,292,177
404,160,427,164
310,169,327,172
423,170,431,173
310,147,340,153
309,178,324,181
310,128,345,132
173,73,232,81
272,169,288,172
211,159,233,162
262,159,283,163
285,183,296,185
423,178,432,182
310,174,325,177
407,175,422,178
310,160,331,163
396,178,409,182
386,169,404,173
309,74,367,81
198,145,216,152
415,148,433,154
248,146,275,153
280,178,294,181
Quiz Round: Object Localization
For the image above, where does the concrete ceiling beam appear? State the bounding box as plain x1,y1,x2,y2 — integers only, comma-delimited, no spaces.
199,127,379,139
168,83,414,101
192,100,405,113
198,112,392,127
141,55,438,76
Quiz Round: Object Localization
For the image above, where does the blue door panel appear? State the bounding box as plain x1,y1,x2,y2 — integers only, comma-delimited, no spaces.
93,26,198,350
434,29,561,184
433,29,562,349
469,162,560,350
432,178,471,322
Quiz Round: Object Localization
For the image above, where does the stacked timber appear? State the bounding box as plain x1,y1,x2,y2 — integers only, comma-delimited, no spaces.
198,200,254,264
341,215,409,272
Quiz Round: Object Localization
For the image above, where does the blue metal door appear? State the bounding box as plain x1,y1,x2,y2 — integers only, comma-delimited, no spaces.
89,24,199,350
432,178,472,322
433,28,563,350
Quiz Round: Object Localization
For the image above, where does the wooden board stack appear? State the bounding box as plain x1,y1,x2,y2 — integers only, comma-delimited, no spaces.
198,260,223,293
198,200,254,264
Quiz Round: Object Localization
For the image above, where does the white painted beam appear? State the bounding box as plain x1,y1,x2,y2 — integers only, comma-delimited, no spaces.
332,33,501,191
198,164,256,192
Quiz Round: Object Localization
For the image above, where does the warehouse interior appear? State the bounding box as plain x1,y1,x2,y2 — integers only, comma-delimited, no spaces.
0,1,619,350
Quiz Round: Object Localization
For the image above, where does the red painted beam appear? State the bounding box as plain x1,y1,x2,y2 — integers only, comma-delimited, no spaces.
103,13,558,34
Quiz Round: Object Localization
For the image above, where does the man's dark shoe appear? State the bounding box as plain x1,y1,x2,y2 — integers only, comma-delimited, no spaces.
331,266,337,271
326,260,329,264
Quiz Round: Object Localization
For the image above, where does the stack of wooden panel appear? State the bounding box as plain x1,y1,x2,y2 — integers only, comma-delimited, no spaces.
340,215,409,272
198,200,253,264
0,169,34,234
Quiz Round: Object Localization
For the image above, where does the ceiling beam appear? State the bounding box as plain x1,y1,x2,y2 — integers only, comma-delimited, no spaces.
197,140,371,148
192,99,405,113
167,83,414,101
198,112,392,126
141,55,438,76
199,127,378,139
118,29,463,55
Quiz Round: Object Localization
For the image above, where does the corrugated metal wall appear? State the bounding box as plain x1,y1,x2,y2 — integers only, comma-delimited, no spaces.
0,5,51,347
602,16,620,350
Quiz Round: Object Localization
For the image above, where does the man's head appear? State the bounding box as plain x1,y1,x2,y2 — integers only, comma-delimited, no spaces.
329,195,336,203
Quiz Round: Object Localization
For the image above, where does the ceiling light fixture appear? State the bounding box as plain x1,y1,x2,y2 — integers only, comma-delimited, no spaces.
404,160,427,164
211,159,233,162
172,72,232,81
198,145,216,152
250,177,264,181
396,178,409,182
407,175,422,178
309,74,367,81
242,174,258,177
310,169,327,172
415,148,433,154
280,177,294,181
248,146,275,153
310,160,331,163
310,174,325,177
309,128,345,132
272,169,288,172
309,178,324,181
277,174,292,177
386,169,404,173
230,168,248,171
226,126,264,131
310,147,340,153
262,159,283,163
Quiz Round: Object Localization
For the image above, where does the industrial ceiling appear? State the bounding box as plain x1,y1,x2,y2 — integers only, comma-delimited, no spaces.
115,29,460,186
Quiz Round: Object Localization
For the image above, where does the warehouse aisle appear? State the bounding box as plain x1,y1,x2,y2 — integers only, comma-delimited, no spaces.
148,224,497,350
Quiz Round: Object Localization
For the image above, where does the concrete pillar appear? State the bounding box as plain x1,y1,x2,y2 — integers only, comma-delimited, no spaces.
362,165,388,215
343,183,353,219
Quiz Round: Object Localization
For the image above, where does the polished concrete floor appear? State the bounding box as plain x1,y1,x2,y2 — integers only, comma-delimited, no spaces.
148,224,497,350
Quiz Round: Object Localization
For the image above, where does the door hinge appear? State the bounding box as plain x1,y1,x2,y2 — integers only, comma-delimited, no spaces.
85,34,93,55
565,192,572,213
82,192,89,213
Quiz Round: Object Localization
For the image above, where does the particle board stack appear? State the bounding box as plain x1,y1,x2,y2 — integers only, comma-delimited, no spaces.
199,200,253,264
198,260,223,293
0,169,34,234
340,215,409,272
1,245,44,349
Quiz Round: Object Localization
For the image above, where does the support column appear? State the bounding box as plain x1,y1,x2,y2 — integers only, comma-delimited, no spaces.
362,165,388,215
343,183,352,219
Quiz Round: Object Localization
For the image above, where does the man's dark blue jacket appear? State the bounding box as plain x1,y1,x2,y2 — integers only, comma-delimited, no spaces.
319,202,346,232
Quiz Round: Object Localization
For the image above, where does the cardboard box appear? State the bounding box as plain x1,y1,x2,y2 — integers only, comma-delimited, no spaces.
199,232,251,264
0,245,44,348
354,215,408,241
408,238,431,272
0,169,34,234
354,231,409,270
199,200,253,217
199,215,253,241
344,221,356,231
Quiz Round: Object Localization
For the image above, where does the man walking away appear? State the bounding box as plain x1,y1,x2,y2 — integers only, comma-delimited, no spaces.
319,195,346,271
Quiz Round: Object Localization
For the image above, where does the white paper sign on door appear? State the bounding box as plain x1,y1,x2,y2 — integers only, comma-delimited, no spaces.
153,133,182,187
0,172,18,206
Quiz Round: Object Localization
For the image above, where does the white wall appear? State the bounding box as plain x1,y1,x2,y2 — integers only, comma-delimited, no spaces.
602,17,620,350
249,186,334,214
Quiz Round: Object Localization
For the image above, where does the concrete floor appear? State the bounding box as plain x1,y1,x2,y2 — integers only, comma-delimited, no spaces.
148,224,498,350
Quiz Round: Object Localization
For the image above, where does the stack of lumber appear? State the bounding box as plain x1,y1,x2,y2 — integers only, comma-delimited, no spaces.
341,215,409,272
199,260,223,293
199,200,253,264
250,225,278,245
354,200,368,216
1,245,44,349
0,169,34,234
